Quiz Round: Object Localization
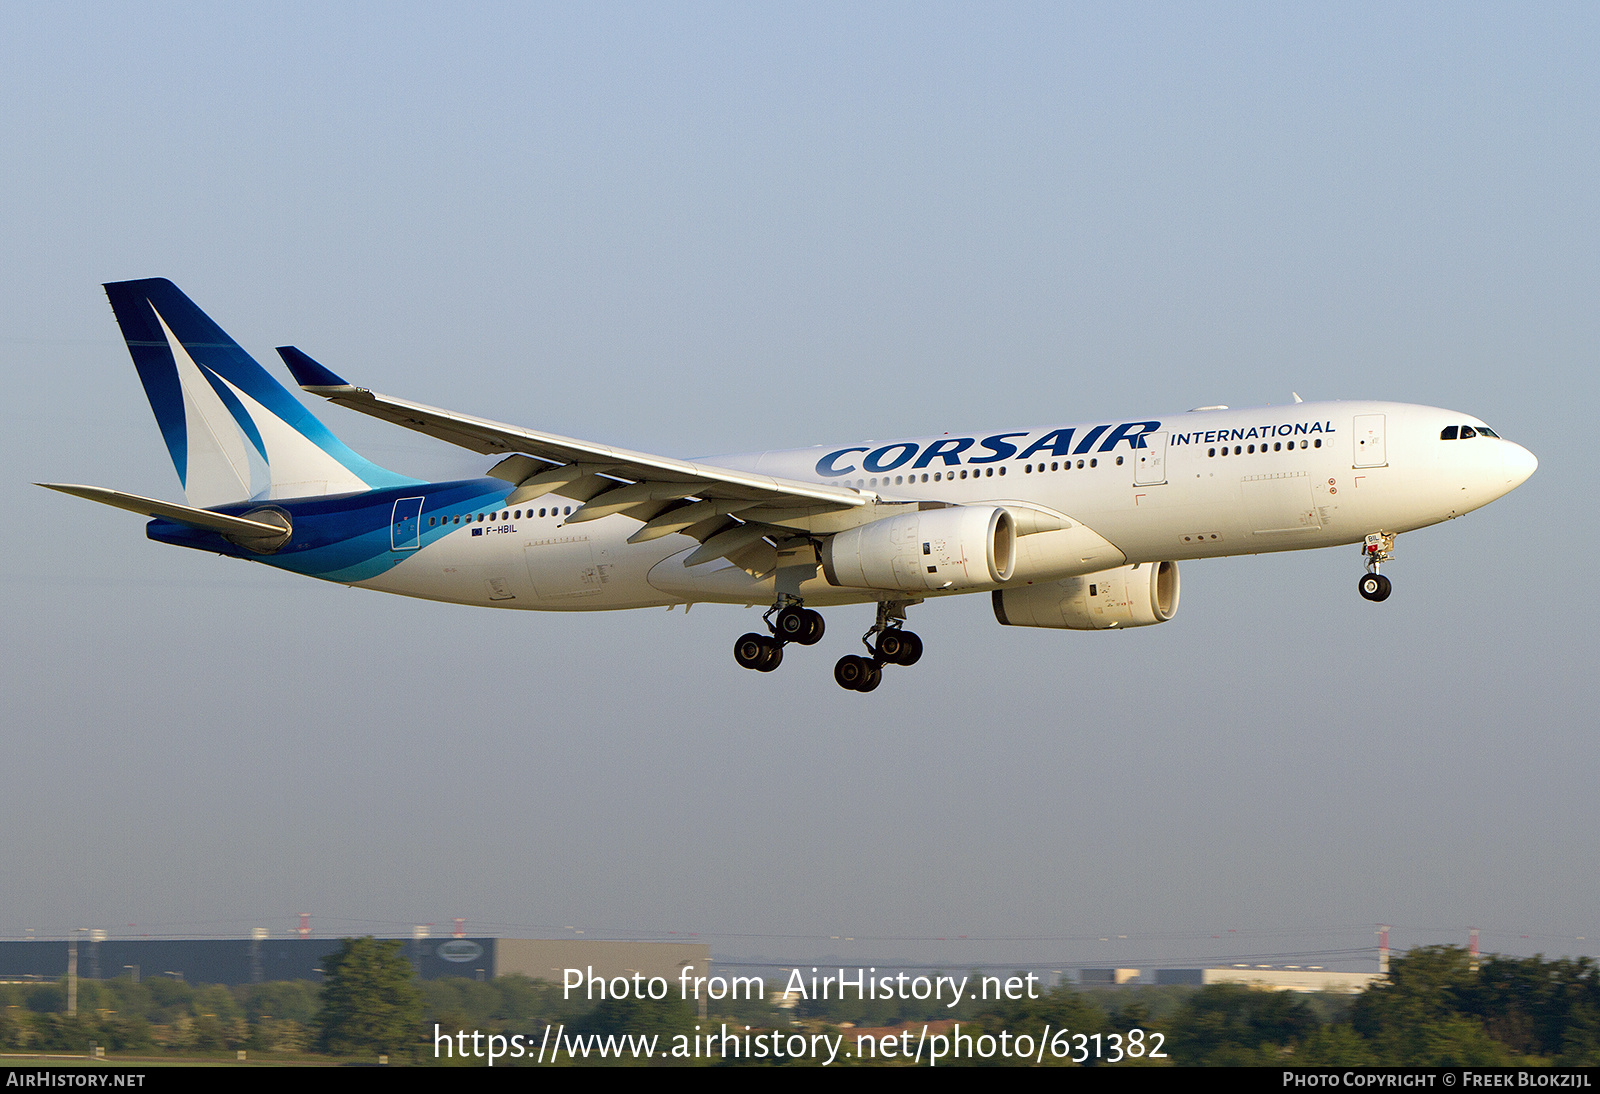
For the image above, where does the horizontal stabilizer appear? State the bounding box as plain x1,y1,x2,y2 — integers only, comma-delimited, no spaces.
36,483,291,543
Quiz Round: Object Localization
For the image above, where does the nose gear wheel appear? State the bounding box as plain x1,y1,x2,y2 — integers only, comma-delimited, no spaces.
1359,532,1396,603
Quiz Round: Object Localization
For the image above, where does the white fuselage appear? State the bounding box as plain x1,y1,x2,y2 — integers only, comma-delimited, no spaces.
356,400,1535,611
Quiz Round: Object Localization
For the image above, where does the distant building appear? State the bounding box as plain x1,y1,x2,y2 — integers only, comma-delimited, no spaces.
1153,967,1380,994
1078,967,1141,985
0,938,709,987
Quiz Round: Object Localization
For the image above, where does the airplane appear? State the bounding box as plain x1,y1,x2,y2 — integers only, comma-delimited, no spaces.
40,279,1537,692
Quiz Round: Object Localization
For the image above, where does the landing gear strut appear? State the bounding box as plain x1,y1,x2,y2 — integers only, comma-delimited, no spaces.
834,599,923,692
1359,532,1395,602
733,595,824,673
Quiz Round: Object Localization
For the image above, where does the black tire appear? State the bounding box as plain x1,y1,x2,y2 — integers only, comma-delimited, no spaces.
734,632,768,669
1359,574,1391,602
875,630,906,663
799,609,825,645
857,664,883,692
896,630,923,666
756,638,783,672
776,606,808,641
834,655,868,690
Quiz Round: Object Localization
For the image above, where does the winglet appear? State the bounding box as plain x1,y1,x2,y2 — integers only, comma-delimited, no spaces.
277,346,359,393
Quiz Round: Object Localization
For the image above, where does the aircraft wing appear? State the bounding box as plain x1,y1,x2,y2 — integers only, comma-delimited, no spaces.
277,348,867,555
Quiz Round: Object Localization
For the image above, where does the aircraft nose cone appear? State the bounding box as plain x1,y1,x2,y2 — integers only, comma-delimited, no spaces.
1502,442,1537,488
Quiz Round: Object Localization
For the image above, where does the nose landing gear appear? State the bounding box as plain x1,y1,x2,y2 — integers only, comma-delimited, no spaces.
833,599,924,692
1359,532,1395,602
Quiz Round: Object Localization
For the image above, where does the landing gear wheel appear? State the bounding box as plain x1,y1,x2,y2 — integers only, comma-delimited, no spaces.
775,606,809,642
756,638,784,672
874,630,905,663
874,629,923,666
894,630,922,666
799,609,825,645
1358,573,1392,602
834,655,873,690
735,632,769,670
857,663,882,692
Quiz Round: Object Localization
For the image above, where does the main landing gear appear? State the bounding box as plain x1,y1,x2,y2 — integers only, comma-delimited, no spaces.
732,596,926,693
1358,531,1395,602
733,597,825,673
833,600,923,693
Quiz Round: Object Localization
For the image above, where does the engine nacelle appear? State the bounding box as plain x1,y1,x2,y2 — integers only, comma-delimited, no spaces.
822,506,1015,593
992,561,1180,630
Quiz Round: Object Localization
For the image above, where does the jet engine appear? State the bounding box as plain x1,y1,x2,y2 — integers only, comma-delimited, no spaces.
992,561,1179,630
821,506,1015,593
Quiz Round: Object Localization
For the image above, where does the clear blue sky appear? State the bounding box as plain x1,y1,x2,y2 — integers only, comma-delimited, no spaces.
2,2,1594,971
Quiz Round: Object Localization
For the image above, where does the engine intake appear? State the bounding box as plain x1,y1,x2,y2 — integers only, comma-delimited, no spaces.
992,561,1179,629
822,506,1015,593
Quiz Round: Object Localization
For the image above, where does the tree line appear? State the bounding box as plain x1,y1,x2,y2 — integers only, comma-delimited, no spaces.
1,942,1595,1065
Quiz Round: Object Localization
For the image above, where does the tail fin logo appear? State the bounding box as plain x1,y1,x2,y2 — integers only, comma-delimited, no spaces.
151,306,270,506
106,279,419,506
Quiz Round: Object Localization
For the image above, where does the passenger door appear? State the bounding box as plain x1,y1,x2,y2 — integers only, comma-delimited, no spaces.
390,497,424,551
1353,414,1387,468
1134,432,1168,485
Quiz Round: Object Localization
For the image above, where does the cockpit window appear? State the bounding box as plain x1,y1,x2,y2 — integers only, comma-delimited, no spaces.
1476,426,1499,438
1460,426,1477,439
1441,426,1458,440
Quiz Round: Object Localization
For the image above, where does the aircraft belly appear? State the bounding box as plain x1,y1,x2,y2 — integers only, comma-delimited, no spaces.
647,549,876,606
357,542,490,602
355,524,677,610
1057,462,1353,563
